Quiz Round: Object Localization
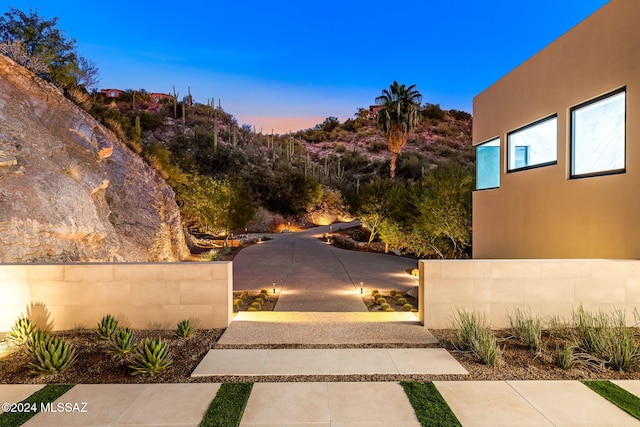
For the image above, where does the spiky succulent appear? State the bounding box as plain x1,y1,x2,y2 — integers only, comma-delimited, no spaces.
26,329,52,356
108,328,135,358
174,320,194,338
96,314,119,340
9,317,35,345
129,338,172,376
29,337,77,376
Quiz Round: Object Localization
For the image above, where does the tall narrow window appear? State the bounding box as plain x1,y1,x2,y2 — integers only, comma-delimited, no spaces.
571,89,625,177
476,138,500,190
507,116,557,171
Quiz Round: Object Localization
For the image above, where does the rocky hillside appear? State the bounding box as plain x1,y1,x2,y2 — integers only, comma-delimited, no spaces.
0,56,189,262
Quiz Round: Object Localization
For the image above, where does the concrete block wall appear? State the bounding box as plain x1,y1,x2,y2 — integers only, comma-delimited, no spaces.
0,262,233,331
419,259,640,329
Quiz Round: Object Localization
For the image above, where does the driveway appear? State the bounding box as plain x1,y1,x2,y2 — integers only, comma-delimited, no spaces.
233,222,419,311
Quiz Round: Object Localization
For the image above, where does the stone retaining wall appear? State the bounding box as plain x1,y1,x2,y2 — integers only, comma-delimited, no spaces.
0,262,233,331
419,259,640,329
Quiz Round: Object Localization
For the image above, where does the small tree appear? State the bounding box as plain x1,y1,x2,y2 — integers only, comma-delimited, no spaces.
351,180,395,249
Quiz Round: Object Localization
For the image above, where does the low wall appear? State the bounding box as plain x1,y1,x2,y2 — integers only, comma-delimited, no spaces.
0,262,233,331
419,259,640,329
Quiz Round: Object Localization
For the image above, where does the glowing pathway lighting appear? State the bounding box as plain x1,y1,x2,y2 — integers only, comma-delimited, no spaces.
360,281,364,294
272,282,276,294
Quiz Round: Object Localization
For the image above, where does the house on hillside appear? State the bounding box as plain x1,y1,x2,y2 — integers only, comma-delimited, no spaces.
473,0,639,259
149,93,173,103
100,88,125,99
369,104,384,119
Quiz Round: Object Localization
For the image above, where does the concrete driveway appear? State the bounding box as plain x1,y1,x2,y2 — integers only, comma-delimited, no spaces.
233,222,419,311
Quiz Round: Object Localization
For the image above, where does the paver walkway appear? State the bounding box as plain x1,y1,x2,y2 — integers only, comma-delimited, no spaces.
4,381,640,426
233,222,419,312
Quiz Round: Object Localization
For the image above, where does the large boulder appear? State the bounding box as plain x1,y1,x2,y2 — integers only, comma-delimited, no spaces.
0,56,189,262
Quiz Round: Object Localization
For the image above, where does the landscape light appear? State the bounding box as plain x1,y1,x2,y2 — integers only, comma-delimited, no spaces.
273,282,276,294
360,282,363,294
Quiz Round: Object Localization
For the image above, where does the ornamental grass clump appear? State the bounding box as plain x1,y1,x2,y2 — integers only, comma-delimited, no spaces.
451,308,502,366
574,306,640,372
108,327,135,358
174,320,194,338
29,337,77,376
129,338,172,376
508,308,542,352
9,316,35,345
96,314,119,341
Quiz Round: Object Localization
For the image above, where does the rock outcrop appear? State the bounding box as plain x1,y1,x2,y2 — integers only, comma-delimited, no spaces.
0,56,189,262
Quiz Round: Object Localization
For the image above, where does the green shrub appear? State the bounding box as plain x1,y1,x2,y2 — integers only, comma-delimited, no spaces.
395,294,404,300
108,328,136,358
555,343,575,370
29,337,77,376
508,308,542,352
397,298,407,305
260,288,269,295
250,301,261,310
96,314,119,341
376,298,387,305
233,298,244,306
403,304,413,312
254,298,265,305
380,303,390,311
370,289,379,296
374,293,384,301
389,289,397,297
9,317,35,345
129,338,172,376
240,291,249,300
174,320,194,338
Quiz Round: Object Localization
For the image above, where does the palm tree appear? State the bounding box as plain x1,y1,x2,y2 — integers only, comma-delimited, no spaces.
375,81,422,181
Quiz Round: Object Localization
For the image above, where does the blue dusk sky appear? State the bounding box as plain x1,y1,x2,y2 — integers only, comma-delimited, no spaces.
5,1,609,133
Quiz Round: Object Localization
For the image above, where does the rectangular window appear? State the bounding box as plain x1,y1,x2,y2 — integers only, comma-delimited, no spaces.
571,89,625,177
476,137,500,190
507,116,557,171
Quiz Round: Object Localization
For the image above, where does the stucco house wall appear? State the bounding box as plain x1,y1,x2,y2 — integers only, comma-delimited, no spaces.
472,0,640,259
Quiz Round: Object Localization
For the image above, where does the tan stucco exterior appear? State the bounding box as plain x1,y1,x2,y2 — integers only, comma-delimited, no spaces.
473,0,640,259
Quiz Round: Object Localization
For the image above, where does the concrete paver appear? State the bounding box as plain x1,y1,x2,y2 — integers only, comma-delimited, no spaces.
433,381,554,426
508,380,640,426
191,348,467,377
0,384,44,414
240,382,420,427
23,384,220,427
218,312,437,346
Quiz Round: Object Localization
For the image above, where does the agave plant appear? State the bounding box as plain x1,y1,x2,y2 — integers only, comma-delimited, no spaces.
9,317,35,345
174,320,194,338
129,338,172,376
26,329,52,356
29,337,77,376
108,328,135,358
96,314,119,340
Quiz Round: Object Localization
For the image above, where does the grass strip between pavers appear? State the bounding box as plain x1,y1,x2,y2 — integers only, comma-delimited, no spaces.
199,382,253,427
582,380,640,420
0,384,75,427
401,381,462,427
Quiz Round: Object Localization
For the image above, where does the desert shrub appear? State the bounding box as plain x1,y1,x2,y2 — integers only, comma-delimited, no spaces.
250,301,261,310
374,293,384,301
370,289,379,296
129,338,172,376
397,298,407,306
233,298,244,306
240,291,249,300
368,140,387,153
555,343,576,370
380,303,390,311
9,316,35,345
545,315,572,339
108,328,135,358
508,308,542,352
174,320,194,338
254,298,265,305
376,298,387,305
403,304,413,312
96,314,119,341
260,289,269,295
29,337,77,376
389,289,397,297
